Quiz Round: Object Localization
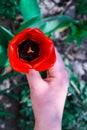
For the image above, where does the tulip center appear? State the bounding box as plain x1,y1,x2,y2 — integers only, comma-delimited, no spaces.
18,38,39,62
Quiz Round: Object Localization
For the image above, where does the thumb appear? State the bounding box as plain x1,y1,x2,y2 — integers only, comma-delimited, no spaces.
26,69,45,91
47,48,65,78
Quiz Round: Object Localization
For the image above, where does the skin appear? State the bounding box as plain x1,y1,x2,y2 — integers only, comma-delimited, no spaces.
26,49,69,130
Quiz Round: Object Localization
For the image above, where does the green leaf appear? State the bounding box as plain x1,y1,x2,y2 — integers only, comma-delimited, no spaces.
70,23,77,35
40,71,47,78
32,15,74,35
4,60,9,66
65,34,74,43
6,93,19,100
0,0,19,20
0,26,14,66
76,0,87,14
0,111,15,118
19,0,42,22
0,26,14,45
66,23,87,46
15,16,39,34
0,44,8,66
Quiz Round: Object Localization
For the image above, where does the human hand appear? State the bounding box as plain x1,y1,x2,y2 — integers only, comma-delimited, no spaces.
26,49,69,130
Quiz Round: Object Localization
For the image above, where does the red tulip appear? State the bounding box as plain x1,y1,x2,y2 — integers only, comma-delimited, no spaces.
8,28,56,73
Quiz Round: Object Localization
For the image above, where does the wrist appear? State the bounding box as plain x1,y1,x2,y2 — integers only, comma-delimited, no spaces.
32,101,63,130
34,112,61,130
34,122,61,130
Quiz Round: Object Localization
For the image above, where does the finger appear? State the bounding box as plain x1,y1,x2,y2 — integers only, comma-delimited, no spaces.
47,48,65,78
26,69,45,90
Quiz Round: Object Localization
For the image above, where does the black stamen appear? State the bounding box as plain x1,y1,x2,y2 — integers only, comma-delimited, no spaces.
18,38,39,62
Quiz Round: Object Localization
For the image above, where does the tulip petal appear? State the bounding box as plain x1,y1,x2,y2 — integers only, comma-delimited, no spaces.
8,28,56,73
33,46,56,71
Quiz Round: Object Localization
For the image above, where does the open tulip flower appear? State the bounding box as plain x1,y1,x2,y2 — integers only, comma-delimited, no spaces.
8,28,56,73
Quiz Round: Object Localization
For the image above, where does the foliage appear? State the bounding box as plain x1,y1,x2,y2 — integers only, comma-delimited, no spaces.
19,0,42,22
76,0,87,14
0,0,87,130
0,26,14,67
62,58,87,130
0,0,19,20
66,21,87,46
19,86,34,130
